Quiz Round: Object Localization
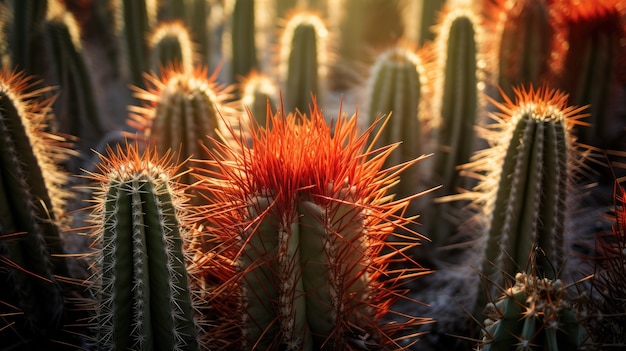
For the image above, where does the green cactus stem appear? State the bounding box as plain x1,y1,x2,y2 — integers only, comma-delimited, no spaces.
7,0,48,76
366,45,428,200
426,5,484,250
486,0,555,97
228,0,258,83
240,71,278,127
128,65,238,187
0,69,70,344
279,11,327,114
194,102,431,350
89,144,200,351
148,21,195,75
115,0,157,88
463,85,587,315
44,1,105,160
480,272,581,351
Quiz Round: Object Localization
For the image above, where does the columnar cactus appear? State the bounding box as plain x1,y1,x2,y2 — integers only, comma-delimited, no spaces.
148,21,195,75
0,68,71,345
464,85,587,313
128,65,238,187
279,11,327,113
479,272,582,350
88,143,201,350
115,0,157,87
550,0,625,150
426,4,485,250
485,0,556,97
366,44,429,200
44,0,105,159
227,0,258,83
7,0,48,76
194,102,430,350
240,70,279,127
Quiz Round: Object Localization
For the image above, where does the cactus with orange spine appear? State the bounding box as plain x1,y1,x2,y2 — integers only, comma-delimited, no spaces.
366,44,429,202
0,69,72,346
485,0,556,97
279,11,327,114
479,270,582,351
128,65,238,188
462,85,587,316
193,101,431,350
43,0,105,161
425,4,485,251
87,143,202,350
550,0,625,152
148,21,195,75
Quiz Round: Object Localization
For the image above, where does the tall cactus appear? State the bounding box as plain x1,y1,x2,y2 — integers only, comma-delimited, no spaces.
463,85,587,314
193,101,430,350
7,0,48,77
87,143,201,350
227,0,258,83
44,0,105,161
279,11,327,113
128,65,238,187
479,271,582,351
0,68,71,345
426,4,485,251
114,0,157,88
148,21,195,75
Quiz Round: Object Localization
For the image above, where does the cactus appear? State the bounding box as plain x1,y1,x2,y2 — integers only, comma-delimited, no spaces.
425,4,485,251
193,101,430,350
7,0,48,76
87,143,201,350
43,0,105,161
240,70,279,127
148,21,195,75
479,272,582,351
279,11,327,114
463,85,587,314
550,0,625,151
485,0,556,97
366,44,429,201
128,65,238,187
227,0,258,83
115,0,157,88
0,68,71,345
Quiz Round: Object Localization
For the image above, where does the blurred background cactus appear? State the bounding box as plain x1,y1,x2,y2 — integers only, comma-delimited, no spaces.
0,0,624,350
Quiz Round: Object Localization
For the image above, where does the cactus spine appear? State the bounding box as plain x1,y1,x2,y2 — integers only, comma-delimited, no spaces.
279,11,327,113
0,69,70,344
195,102,429,350
480,272,581,350
464,85,586,314
366,45,428,200
89,144,200,350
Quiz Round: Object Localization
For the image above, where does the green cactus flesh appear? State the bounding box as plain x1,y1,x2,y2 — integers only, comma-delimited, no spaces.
284,20,320,114
230,0,258,82
98,174,198,350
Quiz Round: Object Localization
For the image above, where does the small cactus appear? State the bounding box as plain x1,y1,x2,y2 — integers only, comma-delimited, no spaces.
193,101,431,350
148,21,195,75
240,70,279,127
279,11,328,113
479,272,582,351
87,143,201,350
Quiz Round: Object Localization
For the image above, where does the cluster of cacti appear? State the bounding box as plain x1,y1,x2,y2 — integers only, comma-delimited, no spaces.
0,0,624,350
